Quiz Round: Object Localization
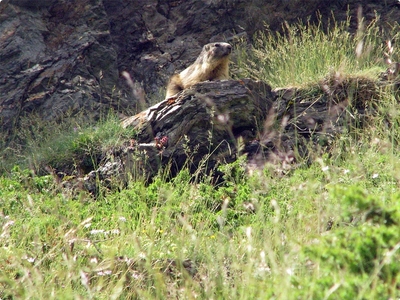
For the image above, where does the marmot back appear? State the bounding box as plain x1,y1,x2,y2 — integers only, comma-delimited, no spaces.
165,42,232,99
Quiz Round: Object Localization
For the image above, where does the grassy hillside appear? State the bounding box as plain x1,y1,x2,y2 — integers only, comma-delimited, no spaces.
1,18,400,299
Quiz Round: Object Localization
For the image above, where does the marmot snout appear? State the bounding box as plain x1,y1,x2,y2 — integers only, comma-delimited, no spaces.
165,42,232,99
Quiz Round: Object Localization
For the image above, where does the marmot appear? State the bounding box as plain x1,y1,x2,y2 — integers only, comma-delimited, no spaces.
165,42,232,99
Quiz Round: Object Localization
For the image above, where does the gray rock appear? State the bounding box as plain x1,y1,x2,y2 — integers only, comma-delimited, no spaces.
0,0,122,137
9,0,56,8
1,0,399,149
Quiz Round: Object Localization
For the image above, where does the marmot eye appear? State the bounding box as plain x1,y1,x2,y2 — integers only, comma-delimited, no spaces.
214,43,220,47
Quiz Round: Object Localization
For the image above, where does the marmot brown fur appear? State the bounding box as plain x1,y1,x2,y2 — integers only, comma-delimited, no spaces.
165,42,232,99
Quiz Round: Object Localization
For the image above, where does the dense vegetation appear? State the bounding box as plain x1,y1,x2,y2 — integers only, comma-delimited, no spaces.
1,18,400,299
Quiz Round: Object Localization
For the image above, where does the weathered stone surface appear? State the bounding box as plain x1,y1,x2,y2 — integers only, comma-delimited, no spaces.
9,0,56,8
82,79,274,189
73,66,400,191
0,0,125,138
1,0,399,142
128,79,272,172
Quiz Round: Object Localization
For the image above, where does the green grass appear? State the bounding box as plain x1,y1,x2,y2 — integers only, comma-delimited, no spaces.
234,16,399,88
2,138,400,299
1,113,136,175
2,15,400,299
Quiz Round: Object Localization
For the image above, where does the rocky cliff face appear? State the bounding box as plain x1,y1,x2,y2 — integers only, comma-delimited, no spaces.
1,0,399,140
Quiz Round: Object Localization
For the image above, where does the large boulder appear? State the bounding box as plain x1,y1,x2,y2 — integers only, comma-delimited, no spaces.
81,70,397,192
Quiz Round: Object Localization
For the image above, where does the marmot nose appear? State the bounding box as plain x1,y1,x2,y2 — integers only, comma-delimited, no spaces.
227,44,232,53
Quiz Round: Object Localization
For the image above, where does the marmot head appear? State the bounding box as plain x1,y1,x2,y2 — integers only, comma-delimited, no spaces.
203,42,232,62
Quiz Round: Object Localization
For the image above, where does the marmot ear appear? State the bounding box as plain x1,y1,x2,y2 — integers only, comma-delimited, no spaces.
204,44,210,51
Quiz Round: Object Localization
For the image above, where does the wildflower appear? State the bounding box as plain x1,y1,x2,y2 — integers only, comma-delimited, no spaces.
22,255,35,263
90,257,98,264
90,229,105,235
246,227,252,239
217,113,230,124
286,268,294,276
131,271,141,279
80,271,89,287
109,229,120,235
2,220,14,229
97,270,112,276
